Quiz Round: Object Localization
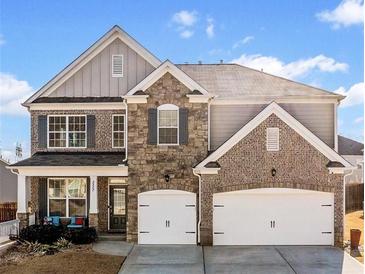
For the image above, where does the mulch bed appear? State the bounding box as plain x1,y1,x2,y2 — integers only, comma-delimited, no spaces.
0,243,125,274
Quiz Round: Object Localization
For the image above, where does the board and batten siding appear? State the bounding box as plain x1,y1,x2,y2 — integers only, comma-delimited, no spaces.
49,38,155,97
210,103,335,150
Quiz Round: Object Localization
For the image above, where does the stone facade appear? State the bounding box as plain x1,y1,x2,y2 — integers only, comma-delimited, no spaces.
126,72,209,242
200,114,344,246
30,109,125,154
97,176,109,232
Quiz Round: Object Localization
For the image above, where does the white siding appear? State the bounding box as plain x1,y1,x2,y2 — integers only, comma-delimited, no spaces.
49,38,154,97
210,103,334,150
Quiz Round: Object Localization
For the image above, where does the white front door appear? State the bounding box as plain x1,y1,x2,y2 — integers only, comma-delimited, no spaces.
213,188,334,245
138,190,196,244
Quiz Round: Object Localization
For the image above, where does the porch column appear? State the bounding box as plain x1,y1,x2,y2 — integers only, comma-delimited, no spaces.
17,174,29,230
89,176,98,229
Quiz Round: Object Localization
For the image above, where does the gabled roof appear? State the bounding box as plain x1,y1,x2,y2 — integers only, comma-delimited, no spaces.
24,25,161,105
196,102,352,170
178,64,344,100
338,135,364,155
126,60,211,96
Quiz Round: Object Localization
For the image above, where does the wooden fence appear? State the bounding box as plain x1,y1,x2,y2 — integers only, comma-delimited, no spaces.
0,202,17,223
345,183,364,212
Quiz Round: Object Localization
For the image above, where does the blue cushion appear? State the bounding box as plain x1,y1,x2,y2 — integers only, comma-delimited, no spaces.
67,224,82,228
52,216,60,226
70,217,76,225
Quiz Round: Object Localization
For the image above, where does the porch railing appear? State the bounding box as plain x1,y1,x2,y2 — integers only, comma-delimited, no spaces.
0,219,19,244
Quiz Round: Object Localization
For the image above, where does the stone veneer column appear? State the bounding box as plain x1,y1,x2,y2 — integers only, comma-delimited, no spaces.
200,175,214,245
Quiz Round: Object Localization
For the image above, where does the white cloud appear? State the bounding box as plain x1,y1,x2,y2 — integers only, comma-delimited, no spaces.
0,34,5,46
335,82,364,107
354,116,364,124
180,30,194,39
0,72,33,115
172,10,198,27
206,17,215,38
171,10,198,39
233,36,254,49
230,54,348,79
316,0,364,28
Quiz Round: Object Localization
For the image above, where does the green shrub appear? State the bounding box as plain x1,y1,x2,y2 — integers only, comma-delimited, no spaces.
63,227,97,244
19,225,64,244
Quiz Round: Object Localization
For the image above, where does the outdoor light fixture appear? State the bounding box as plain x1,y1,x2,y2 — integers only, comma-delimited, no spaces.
164,174,170,182
271,168,277,177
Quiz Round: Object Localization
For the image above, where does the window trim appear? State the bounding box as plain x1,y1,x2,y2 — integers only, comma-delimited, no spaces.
47,115,87,149
47,178,88,218
111,54,124,77
112,114,126,149
157,104,179,146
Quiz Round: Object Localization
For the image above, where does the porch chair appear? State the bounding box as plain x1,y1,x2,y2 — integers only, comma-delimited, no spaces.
67,216,85,229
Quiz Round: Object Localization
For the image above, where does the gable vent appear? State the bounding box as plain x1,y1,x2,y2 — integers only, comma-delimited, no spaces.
112,55,123,77
266,127,279,151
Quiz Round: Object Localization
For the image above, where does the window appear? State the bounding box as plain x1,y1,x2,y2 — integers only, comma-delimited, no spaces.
158,104,179,145
48,115,86,148
112,115,125,148
266,127,279,151
48,178,87,217
112,55,123,77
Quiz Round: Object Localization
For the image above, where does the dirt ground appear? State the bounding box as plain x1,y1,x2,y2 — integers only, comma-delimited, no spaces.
345,210,364,263
0,244,125,274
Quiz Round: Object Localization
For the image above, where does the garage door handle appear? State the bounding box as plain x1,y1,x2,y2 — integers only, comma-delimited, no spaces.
185,232,195,234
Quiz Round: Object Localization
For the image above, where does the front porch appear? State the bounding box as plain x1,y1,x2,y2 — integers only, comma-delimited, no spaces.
7,153,128,236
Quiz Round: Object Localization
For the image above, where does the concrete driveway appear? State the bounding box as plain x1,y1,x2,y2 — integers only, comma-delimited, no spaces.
119,245,363,274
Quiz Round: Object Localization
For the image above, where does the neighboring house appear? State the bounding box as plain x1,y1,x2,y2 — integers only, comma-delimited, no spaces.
7,25,353,247
338,135,364,184
0,158,17,203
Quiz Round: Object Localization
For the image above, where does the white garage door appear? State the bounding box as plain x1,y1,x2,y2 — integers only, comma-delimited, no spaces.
213,188,334,246
138,190,196,244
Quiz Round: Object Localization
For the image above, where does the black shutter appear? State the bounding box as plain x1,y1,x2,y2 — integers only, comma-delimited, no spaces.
38,178,48,223
38,115,47,148
179,108,189,145
148,108,157,145
87,179,90,217
87,115,96,148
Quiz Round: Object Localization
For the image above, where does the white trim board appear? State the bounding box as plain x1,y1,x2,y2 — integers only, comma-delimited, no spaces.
7,166,128,177
24,25,161,105
28,102,126,111
127,60,211,96
196,101,353,171
210,97,340,105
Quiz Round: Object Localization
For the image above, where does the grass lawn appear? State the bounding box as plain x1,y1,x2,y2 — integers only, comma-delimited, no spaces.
0,245,125,274
345,210,364,263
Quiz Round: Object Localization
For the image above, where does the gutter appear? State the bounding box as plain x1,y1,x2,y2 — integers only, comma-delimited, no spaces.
192,168,202,244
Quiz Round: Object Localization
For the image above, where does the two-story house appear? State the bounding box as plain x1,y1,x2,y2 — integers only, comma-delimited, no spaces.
8,26,353,247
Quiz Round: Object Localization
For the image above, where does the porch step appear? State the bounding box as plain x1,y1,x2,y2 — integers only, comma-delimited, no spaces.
98,233,126,241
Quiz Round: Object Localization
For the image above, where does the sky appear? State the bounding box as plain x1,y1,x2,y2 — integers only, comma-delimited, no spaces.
0,0,364,162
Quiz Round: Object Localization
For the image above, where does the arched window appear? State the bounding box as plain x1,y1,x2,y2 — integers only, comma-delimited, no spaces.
157,104,179,145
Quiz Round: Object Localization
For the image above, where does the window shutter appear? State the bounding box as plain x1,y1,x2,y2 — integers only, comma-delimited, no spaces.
38,178,48,223
87,179,90,217
87,115,96,148
38,115,47,148
112,55,123,77
266,127,279,151
148,108,157,145
179,108,189,145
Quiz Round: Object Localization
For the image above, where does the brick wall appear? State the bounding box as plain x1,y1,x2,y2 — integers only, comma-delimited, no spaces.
126,72,208,242
30,109,125,154
201,114,344,246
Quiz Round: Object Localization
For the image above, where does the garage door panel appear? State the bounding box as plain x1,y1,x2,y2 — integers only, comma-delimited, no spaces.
213,189,334,246
138,190,196,244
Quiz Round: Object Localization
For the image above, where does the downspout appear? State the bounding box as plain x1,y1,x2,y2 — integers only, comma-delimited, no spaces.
193,169,202,244
122,99,128,163
343,167,356,241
